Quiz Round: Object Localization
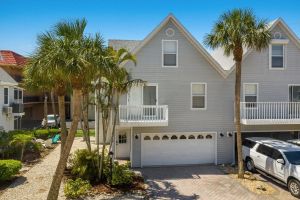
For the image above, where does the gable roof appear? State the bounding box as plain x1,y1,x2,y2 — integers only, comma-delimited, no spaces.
212,18,300,76
0,67,18,85
110,14,228,78
0,50,27,67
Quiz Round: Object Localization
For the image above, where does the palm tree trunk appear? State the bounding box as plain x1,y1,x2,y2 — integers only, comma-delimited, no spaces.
81,93,91,151
44,93,48,128
109,95,119,153
47,89,82,200
235,60,244,179
20,144,25,161
51,91,58,126
58,95,67,155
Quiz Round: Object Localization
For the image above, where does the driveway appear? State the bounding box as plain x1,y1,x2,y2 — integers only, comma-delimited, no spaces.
137,165,297,200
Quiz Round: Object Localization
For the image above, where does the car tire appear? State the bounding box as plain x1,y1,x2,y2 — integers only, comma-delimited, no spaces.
288,178,300,198
245,158,255,172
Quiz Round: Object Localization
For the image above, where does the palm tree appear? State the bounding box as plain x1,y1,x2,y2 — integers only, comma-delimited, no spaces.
10,134,33,161
204,9,271,178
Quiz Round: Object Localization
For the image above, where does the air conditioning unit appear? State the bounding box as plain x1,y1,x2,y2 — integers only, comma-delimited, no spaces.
3,106,13,115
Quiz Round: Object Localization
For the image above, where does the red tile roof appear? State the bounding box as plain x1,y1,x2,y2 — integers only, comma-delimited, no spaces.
0,50,27,67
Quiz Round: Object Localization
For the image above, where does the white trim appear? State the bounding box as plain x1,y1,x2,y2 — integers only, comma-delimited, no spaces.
162,40,178,68
3,87,9,106
130,128,133,168
215,132,218,165
190,82,207,110
269,43,287,70
243,83,259,102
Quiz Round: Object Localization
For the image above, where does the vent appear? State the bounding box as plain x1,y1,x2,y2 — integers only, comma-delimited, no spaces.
273,32,282,39
165,28,175,37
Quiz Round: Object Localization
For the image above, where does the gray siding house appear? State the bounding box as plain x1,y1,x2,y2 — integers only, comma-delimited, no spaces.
107,14,300,167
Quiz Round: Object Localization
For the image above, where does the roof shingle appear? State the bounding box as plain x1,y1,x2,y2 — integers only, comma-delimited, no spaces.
0,50,27,67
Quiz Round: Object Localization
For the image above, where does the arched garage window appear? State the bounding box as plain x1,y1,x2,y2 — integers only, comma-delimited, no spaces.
188,135,195,139
171,135,178,140
144,136,151,140
197,135,204,139
162,135,169,140
206,134,212,139
180,135,186,139
153,135,160,140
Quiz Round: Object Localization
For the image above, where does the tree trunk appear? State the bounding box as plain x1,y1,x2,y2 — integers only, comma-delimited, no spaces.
20,144,25,161
58,95,67,156
47,89,82,200
235,60,244,179
81,93,91,151
109,95,119,153
51,90,58,126
96,101,101,180
43,93,48,128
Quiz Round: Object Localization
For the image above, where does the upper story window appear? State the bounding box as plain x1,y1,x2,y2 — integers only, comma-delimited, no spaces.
191,83,206,110
162,40,177,67
269,39,289,70
4,87,9,105
244,83,258,107
14,88,23,101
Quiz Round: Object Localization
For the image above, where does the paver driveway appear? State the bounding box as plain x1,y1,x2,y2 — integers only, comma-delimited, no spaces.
137,165,296,200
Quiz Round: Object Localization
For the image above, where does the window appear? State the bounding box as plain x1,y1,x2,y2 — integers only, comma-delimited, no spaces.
197,135,204,139
144,136,151,140
244,83,258,107
153,135,160,140
118,134,127,144
271,149,283,160
270,44,285,69
162,40,177,67
179,135,186,139
289,85,300,102
4,87,9,105
188,135,195,139
191,83,206,109
14,88,22,100
206,134,212,139
256,144,273,157
242,139,256,148
171,135,178,140
162,135,169,140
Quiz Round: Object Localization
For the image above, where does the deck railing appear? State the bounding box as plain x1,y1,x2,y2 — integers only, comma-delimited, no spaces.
240,102,300,124
119,105,168,125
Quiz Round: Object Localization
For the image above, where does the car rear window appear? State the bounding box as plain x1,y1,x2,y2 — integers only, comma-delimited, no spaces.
242,139,256,148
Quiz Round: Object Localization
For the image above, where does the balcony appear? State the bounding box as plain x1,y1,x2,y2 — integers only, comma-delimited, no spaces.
119,105,168,127
240,102,300,125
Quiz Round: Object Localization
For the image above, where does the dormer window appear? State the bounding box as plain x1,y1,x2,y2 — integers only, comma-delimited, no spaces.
162,40,177,67
269,39,288,70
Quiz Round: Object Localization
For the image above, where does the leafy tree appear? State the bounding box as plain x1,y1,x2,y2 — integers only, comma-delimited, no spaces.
204,9,271,178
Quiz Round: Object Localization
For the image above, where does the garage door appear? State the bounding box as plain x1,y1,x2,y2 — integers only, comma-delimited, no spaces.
141,132,216,166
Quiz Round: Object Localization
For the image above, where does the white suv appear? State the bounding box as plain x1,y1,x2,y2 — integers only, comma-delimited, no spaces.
242,137,300,198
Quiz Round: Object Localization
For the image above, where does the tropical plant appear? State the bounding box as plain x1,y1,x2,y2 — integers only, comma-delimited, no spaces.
64,178,91,199
9,134,34,161
204,9,271,178
0,159,22,181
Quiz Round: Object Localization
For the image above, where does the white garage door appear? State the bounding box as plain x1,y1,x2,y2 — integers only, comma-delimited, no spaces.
141,132,216,166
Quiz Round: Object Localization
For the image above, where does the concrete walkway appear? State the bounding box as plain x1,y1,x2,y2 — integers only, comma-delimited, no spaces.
0,137,98,200
138,165,297,200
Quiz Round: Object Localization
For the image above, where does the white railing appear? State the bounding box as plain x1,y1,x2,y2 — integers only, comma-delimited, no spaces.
240,102,300,124
119,105,168,126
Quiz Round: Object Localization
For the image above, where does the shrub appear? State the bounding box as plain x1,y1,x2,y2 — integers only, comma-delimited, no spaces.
69,149,100,183
110,161,134,186
0,159,22,181
10,134,34,161
34,129,51,140
64,178,91,199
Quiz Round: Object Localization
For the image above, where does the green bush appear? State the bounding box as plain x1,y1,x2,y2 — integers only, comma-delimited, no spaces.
0,159,22,181
110,161,134,186
64,178,91,199
34,129,51,140
69,149,100,183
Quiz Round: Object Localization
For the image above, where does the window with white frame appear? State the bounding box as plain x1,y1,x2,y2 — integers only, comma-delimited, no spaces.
191,83,206,109
14,88,23,100
4,87,9,105
244,83,258,107
270,44,285,69
162,40,177,67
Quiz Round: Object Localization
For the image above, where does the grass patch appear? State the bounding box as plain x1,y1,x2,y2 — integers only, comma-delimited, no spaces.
76,129,95,137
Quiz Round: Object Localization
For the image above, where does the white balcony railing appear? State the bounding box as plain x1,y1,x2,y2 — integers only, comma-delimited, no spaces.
240,102,300,125
119,105,168,127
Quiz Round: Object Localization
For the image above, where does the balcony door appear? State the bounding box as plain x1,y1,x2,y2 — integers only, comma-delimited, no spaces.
289,85,300,118
143,84,158,117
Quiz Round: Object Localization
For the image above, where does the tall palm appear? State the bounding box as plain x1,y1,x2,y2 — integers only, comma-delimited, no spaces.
204,9,271,178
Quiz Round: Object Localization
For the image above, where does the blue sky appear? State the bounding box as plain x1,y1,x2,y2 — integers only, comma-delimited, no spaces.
1,0,300,56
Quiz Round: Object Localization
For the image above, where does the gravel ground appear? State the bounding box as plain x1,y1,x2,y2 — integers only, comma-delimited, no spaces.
0,137,100,200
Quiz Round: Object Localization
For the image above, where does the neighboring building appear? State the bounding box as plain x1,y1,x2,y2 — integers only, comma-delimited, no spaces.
102,14,300,168
0,67,24,131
